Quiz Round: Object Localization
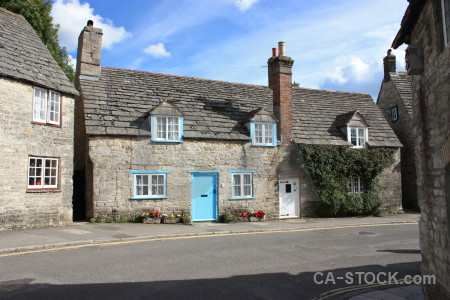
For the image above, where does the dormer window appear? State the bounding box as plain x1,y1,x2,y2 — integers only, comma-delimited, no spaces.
348,127,368,148
154,116,182,141
252,122,276,146
150,101,184,143
246,108,278,147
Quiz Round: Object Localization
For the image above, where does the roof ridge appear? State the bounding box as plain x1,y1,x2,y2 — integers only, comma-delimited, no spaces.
294,86,371,96
101,66,270,89
0,8,26,19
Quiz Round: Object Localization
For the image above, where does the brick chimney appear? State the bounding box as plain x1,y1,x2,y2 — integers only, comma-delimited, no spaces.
268,42,294,145
383,49,396,82
76,20,103,80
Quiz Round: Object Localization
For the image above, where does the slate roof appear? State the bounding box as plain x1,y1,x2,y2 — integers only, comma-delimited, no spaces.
0,9,77,95
292,88,401,147
79,67,401,147
79,67,272,139
390,72,413,116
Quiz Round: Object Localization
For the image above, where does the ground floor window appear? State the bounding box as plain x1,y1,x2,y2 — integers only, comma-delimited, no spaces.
129,171,170,199
230,171,254,199
349,176,364,193
28,157,58,189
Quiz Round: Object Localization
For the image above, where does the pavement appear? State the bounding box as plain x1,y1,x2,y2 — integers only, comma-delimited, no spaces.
0,212,424,299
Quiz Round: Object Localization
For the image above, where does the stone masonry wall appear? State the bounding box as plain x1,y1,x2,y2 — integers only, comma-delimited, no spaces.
377,148,402,212
408,1,450,298
377,81,418,210
87,137,321,219
0,77,75,229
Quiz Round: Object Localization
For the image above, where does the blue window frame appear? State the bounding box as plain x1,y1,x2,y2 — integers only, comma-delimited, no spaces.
129,171,170,199
229,170,255,199
150,115,183,142
250,121,277,146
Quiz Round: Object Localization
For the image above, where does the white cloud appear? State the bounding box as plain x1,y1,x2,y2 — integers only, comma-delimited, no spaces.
67,54,76,68
144,43,171,58
51,0,131,51
323,57,371,85
234,0,259,11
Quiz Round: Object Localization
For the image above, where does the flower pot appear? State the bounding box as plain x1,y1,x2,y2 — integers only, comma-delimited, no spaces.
182,217,191,224
163,218,178,224
249,216,258,222
143,217,161,224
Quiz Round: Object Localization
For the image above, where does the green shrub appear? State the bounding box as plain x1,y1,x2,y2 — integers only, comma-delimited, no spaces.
298,145,395,217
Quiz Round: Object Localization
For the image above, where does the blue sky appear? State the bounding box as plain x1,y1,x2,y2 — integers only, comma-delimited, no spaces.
51,0,409,100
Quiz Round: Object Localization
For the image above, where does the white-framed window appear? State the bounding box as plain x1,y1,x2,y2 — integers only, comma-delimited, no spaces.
230,171,253,199
33,87,61,125
28,157,58,189
391,106,399,123
347,127,368,148
442,0,450,45
130,171,170,199
251,122,276,146
349,177,364,193
151,115,183,142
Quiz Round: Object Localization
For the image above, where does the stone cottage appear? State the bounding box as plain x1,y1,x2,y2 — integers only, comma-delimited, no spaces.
392,0,450,299
376,52,418,211
0,9,78,229
74,25,402,222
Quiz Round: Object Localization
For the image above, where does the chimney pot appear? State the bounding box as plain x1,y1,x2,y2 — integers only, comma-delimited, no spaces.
278,41,285,56
272,48,277,57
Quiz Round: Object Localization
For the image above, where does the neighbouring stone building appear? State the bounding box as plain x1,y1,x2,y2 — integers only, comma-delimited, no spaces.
377,52,418,211
0,9,78,229
392,0,450,299
74,25,402,222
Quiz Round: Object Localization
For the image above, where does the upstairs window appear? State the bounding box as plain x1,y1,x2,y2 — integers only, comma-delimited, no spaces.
33,87,61,125
349,177,364,193
130,171,170,199
230,171,254,199
251,122,277,146
151,115,183,142
28,157,58,189
391,106,399,123
347,127,368,148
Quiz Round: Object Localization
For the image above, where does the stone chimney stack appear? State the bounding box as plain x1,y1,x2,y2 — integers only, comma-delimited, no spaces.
76,20,103,80
268,41,294,145
383,49,396,82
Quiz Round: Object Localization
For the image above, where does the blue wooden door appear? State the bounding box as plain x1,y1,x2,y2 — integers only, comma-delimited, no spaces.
192,173,218,221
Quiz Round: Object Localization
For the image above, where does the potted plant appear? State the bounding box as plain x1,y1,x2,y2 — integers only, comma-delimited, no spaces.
140,210,161,224
219,212,236,223
181,213,191,224
163,213,180,224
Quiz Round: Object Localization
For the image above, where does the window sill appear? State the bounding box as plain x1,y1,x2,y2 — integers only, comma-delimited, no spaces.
230,197,255,200
27,189,61,193
31,121,61,128
151,139,183,143
251,144,276,147
130,197,169,200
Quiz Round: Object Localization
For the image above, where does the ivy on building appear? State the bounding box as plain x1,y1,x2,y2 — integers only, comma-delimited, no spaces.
297,145,397,217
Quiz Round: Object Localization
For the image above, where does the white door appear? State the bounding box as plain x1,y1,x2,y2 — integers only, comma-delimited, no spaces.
279,178,299,218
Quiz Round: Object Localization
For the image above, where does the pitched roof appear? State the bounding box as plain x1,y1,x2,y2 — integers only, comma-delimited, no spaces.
390,72,413,116
79,67,272,139
0,9,77,95
292,88,401,147
392,0,426,49
78,67,401,147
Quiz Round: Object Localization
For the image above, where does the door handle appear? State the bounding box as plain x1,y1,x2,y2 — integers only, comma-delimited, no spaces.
201,194,208,197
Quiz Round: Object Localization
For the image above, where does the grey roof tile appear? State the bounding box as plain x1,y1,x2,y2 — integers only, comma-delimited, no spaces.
0,9,77,95
79,67,400,147
390,72,413,116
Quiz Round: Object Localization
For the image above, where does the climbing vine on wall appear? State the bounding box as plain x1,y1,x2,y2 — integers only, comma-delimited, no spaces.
297,145,397,217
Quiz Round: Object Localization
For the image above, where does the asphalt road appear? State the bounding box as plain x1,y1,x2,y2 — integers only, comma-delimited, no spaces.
0,223,420,300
